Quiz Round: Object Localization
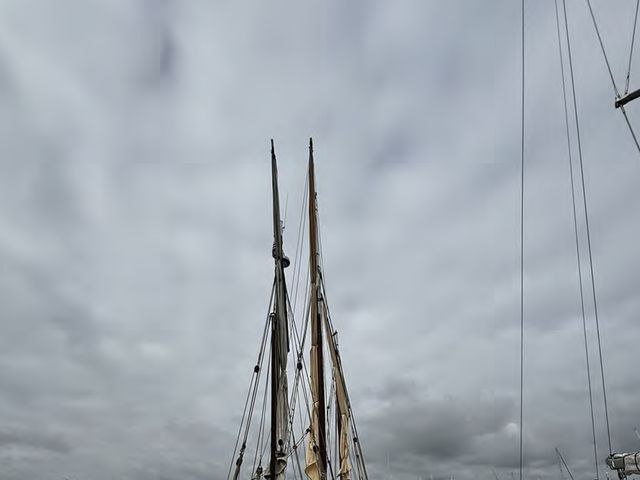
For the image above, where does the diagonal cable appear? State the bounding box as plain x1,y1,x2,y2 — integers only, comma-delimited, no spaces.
625,0,640,95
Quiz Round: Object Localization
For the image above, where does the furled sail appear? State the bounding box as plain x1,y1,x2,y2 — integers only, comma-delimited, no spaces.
305,344,322,480
323,299,351,480
305,138,327,480
608,452,640,478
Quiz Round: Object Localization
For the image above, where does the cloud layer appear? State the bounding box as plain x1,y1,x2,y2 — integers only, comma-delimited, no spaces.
0,1,639,479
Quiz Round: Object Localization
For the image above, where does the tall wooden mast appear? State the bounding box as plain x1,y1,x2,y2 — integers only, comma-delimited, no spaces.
308,137,328,475
269,140,290,480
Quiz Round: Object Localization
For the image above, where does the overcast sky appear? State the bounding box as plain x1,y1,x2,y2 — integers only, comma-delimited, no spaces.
1,1,639,479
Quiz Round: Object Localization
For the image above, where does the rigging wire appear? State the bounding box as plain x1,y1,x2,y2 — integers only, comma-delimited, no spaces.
291,172,309,319
558,456,566,480
624,0,640,96
286,286,331,478
226,282,275,480
584,0,640,154
619,105,640,154
321,274,369,479
564,0,614,457
288,429,308,479
252,343,272,474
585,0,620,97
287,287,314,425
519,1,525,480
556,448,577,480
555,1,600,477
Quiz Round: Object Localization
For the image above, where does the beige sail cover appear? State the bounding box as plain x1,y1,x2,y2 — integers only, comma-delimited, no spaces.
305,345,322,480
338,412,352,479
324,306,351,480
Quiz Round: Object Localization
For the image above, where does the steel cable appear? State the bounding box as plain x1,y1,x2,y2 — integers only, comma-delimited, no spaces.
566,0,614,457
624,0,640,95
555,1,600,477
519,1,525,480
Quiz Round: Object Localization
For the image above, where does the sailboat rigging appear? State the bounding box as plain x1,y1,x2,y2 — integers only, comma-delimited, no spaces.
227,139,368,480
560,3,640,477
517,4,640,479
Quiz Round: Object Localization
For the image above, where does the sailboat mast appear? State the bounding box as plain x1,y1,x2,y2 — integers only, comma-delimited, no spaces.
269,140,290,480
308,137,328,474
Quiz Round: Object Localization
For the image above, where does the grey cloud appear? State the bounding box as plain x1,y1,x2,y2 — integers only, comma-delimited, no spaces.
0,427,71,454
1,1,639,479
361,379,516,463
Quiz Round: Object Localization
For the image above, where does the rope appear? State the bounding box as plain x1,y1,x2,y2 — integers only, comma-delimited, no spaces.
566,0,614,458
625,0,640,95
519,2,525,480
556,2,600,477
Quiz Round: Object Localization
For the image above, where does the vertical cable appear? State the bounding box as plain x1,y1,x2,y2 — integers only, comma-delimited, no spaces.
519,2,525,480
555,1,600,477
563,0,613,457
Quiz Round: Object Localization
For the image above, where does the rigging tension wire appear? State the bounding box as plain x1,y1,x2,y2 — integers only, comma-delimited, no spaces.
564,0,614,457
619,106,640,154
585,0,620,97
519,2,525,480
320,276,369,479
226,282,275,480
556,448,577,480
585,0,640,155
555,1,600,477
625,0,640,95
